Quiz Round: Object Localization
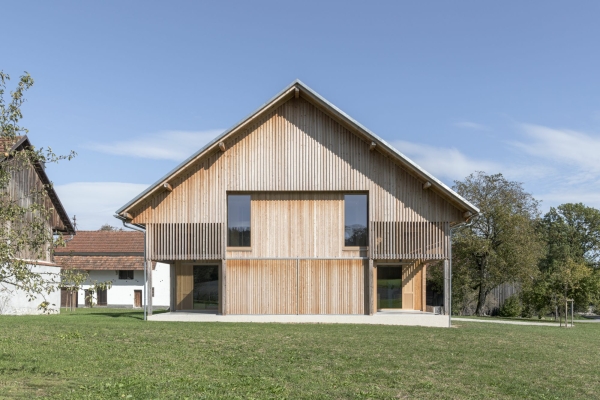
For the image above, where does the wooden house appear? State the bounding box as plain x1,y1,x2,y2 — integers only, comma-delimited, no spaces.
0,135,74,314
116,81,478,320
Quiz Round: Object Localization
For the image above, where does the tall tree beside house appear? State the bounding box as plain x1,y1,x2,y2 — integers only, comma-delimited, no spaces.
0,71,75,309
523,203,600,316
452,172,544,316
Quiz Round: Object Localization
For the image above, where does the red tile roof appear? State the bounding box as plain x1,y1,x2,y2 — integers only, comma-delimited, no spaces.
55,255,145,270
54,231,147,271
55,231,144,254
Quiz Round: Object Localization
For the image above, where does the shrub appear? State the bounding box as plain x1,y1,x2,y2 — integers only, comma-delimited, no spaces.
499,295,522,318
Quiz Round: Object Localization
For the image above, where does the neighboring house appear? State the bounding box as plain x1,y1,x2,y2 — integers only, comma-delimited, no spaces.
115,81,479,320
54,231,170,308
0,136,75,315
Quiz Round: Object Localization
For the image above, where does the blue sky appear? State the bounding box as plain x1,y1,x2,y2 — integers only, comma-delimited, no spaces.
3,1,600,229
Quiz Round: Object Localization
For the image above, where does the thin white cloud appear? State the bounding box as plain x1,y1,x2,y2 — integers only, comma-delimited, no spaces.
514,124,600,177
454,121,488,131
536,190,600,210
392,140,502,181
54,182,149,231
87,130,224,161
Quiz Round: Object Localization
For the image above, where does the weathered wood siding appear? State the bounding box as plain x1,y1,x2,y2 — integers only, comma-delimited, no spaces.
130,97,462,260
3,159,65,262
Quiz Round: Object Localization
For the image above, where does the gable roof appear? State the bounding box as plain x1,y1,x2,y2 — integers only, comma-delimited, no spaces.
54,230,145,271
116,80,479,216
1,135,75,234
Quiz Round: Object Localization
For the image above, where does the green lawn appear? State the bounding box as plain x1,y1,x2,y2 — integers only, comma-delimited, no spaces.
1,309,599,399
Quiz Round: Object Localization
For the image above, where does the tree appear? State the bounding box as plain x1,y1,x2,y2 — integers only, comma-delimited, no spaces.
452,172,544,315
528,203,600,315
99,224,122,231
0,71,75,310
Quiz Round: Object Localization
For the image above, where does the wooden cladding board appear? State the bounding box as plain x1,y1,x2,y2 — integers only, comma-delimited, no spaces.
226,259,366,315
227,259,297,314
401,261,426,311
298,259,365,315
175,263,193,310
131,97,463,260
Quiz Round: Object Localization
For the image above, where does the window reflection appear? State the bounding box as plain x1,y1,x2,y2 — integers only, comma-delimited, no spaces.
344,194,368,246
377,266,402,309
228,194,251,247
193,265,219,310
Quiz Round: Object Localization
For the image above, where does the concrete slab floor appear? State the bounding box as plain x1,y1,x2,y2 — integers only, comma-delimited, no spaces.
147,311,450,328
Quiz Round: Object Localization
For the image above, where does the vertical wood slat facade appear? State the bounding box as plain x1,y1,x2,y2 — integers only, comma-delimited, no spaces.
226,259,297,314
226,259,365,315
298,259,365,315
174,263,193,310
131,97,463,261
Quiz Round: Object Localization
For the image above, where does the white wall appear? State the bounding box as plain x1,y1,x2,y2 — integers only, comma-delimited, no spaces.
77,262,170,307
0,264,61,315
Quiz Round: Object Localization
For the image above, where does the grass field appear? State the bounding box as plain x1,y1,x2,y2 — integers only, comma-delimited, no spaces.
1,309,599,399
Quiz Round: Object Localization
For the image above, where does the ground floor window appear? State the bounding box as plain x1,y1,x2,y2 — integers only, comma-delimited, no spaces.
193,265,219,310
377,265,402,309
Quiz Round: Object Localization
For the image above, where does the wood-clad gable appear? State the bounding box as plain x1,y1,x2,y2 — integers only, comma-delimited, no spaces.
131,96,462,261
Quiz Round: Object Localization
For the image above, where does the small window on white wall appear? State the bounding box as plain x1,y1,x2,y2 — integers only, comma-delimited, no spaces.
119,270,134,280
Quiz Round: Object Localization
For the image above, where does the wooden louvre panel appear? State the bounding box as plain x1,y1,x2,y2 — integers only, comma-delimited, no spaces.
371,221,450,260
148,223,223,261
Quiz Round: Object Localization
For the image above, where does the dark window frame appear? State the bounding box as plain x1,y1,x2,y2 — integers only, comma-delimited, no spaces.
118,270,134,280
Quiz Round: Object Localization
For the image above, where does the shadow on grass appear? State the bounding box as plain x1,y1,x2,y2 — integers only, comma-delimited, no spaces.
61,307,171,321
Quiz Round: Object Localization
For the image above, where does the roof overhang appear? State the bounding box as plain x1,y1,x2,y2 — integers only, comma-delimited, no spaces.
116,80,480,218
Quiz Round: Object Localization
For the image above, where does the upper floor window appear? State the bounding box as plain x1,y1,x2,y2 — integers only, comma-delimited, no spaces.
119,270,134,280
228,194,251,247
344,194,368,247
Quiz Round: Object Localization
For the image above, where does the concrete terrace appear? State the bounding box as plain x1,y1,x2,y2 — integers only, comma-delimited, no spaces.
148,310,450,327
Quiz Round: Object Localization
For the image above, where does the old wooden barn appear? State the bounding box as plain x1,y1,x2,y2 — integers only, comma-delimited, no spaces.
116,81,478,326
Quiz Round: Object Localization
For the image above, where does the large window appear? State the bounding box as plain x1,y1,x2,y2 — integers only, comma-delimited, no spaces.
344,194,368,247
228,194,251,247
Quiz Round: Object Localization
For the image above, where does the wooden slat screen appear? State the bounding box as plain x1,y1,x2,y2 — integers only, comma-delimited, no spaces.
148,223,223,261
371,221,449,260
